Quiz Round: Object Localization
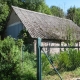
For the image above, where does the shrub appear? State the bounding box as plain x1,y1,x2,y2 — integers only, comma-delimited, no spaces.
53,49,80,71
41,54,51,75
0,36,21,80
54,51,72,71
19,51,37,80
0,36,37,80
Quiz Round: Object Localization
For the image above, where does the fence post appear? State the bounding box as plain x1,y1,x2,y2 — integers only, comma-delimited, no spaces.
37,37,42,80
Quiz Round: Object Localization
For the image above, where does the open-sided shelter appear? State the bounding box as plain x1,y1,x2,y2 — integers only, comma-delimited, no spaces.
6,6,80,54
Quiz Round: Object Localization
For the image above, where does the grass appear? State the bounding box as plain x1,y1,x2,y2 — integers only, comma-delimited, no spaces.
43,67,80,80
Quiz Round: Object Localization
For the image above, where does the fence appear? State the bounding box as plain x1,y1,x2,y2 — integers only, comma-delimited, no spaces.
37,37,80,80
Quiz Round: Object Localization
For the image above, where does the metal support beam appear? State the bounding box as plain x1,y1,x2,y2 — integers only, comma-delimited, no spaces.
37,37,42,80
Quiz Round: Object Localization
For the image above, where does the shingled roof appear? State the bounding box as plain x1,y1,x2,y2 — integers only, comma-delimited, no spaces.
12,6,80,41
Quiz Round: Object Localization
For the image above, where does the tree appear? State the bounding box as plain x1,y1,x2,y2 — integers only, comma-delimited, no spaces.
2,0,19,6
0,2,9,39
36,2,52,15
74,8,80,26
50,6,64,17
67,7,80,26
66,7,76,21
19,0,52,15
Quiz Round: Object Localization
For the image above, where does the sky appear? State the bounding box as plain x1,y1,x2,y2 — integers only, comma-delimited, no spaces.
46,0,80,13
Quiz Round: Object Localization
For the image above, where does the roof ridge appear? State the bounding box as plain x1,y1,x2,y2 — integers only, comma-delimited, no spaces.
11,6,73,22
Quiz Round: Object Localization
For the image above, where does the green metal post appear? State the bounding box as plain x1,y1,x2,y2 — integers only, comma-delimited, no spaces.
37,37,42,80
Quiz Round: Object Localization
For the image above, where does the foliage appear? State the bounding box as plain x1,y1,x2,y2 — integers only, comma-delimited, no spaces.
67,6,76,21
19,0,52,15
18,29,32,44
0,36,37,80
3,0,51,15
37,2,52,15
53,49,80,71
24,44,34,53
74,8,80,26
50,6,64,17
2,0,19,6
0,2,9,32
18,29,34,52
67,7,80,26
15,51,37,80
18,29,27,39
0,36,21,80
41,54,51,75
16,39,23,48
66,26,76,46
2,0,51,15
